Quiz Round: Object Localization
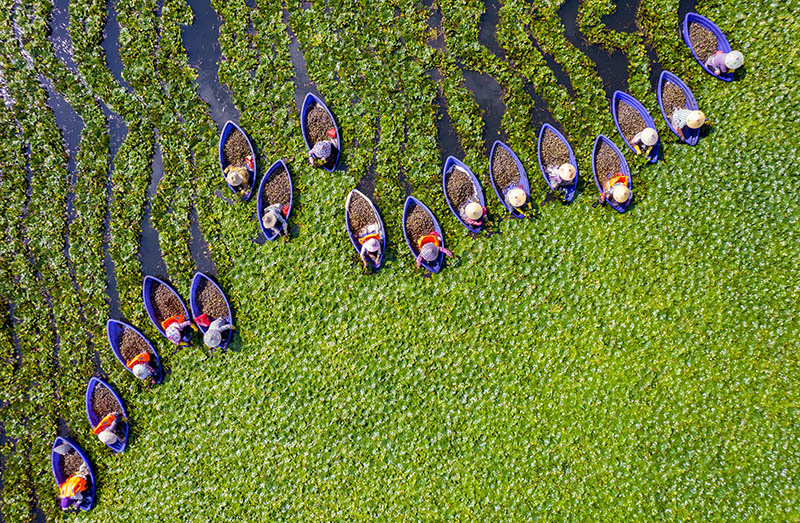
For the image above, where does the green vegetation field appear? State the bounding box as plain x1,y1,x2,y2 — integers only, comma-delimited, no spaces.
1,0,798,520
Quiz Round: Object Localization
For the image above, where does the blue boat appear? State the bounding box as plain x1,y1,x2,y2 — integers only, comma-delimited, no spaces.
85,377,128,453
51,437,95,511
611,91,660,164
189,272,234,351
300,93,340,172
345,189,386,269
488,141,531,217
683,13,734,81
402,196,445,274
657,71,701,146
142,275,191,344
442,156,486,233
106,319,163,383
218,121,257,201
592,135,632,214
537,124,578,202
256,159,293,241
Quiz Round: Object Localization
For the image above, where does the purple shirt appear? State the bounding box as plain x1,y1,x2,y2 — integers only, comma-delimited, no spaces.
310,140,332,160
705,51,728,73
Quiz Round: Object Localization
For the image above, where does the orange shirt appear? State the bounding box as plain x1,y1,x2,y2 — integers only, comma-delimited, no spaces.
126,352,150,370
59,476,87,498
359,232,380,246
92,413,117,435
603,173,628,192
417,233,441,250
160,315,186,331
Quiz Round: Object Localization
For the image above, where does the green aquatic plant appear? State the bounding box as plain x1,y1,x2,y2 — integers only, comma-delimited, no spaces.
0,0,799,520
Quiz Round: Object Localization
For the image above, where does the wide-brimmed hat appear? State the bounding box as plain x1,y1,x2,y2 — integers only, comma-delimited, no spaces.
98,430,119,446
420,242,439,262
364,237,380,253
558,163,576,181
132,363,152,380
725,51,744,70
226,168,244,186
641,127,658,146
612,183,631,203
204,329,222,348
165,325,182,344
687,110,706,129
262,209,279,229
507,187,527,208
465,202,483,221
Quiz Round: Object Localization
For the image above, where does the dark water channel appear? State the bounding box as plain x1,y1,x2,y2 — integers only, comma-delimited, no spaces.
103,108,127,318
139,141,168,279
183,0,239,125
101,0,132,91
559,0,630,97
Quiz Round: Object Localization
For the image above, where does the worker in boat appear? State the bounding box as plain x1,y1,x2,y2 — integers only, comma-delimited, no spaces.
416,231,453,268
201,317,235,350
308,129,338,168
92,411,125,447
546,163,576,190
705,50,743,76
358,224,382,268
598,171,631,206
671,108,706,141
59,462,90,510
161,314,193,346
224,164,250,191
261,203,289,237
126,352,156,381
504,187,531,216
630,127,658,156
460,201,486,228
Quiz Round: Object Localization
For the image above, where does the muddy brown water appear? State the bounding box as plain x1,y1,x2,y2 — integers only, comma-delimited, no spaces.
151,283,184,324
196,279,228,319
347,192,377,234
491,147,520,191
595,142,621,185
405,205,434,255
617,101,646,140
689,23,718,63
261,166,291,207
662,82,688,114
